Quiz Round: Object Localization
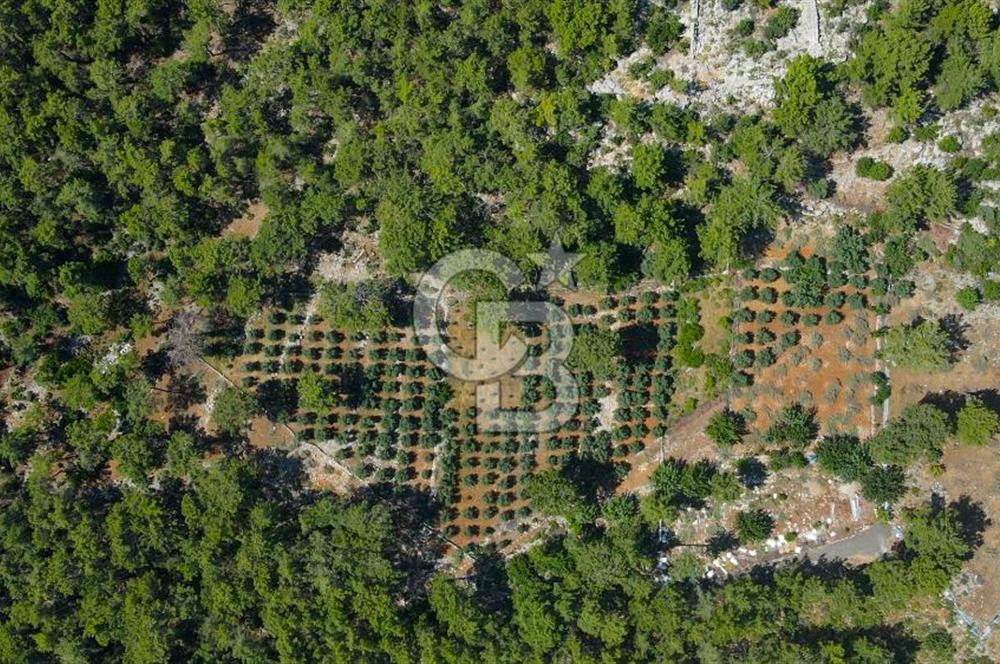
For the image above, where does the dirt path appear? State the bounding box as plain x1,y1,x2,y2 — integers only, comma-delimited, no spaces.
804,523,896,563
690,0,702,55
802,0,821,54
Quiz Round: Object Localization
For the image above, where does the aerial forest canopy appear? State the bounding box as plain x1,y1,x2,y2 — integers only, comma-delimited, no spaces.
3,0,1000,332
2,0,1000,661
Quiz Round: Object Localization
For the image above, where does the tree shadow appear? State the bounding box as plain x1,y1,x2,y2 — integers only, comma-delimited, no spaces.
919,390,966,421
706,530,739,556
796,556,853,582
561,453,627,501
736,456,769,489
216,0,277,64
255,378,299,423
202,314,247,360
972,389,1000,417
166,372,206,411
938,313,971,361
167,412,202,435
354,482,446,594
140,348,171,384
920,389,1000,425
948,494,990,553
248,446,308,506
469,549,513,614
619,323,658,364
740,224,776,262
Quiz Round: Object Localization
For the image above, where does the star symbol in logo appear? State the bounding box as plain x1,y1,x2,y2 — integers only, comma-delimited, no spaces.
529,236,582,290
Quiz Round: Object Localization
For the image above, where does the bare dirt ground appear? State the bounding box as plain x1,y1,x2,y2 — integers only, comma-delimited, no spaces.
222,200,267,239
887,260,1000,418
912,441,1000,632
729,248,878,438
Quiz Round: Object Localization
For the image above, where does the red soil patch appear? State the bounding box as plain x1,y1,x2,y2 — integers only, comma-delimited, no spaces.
222,201,267,239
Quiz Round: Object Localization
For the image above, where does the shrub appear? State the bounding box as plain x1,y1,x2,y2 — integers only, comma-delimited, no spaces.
861,465,907,504
937,135,961,153
733,350,755,369
806,178,831,199
764,403,818,450
815,435,871,482
855,157,894,180
706,409,744,447
956,398,999,446
868,403,951,465
763,5,799,40
760,267,780,282
754,347,777,368
956,286,981,310
913,123,939,142
735,509,774,543
779,330,799,350
880,319,950,371
886,126,908,143
769,448,808,470
733,17,755,37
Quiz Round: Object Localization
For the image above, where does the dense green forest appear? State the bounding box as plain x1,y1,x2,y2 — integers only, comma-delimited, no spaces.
0,443,983,662
3,0,1000,339
3,0,1000,660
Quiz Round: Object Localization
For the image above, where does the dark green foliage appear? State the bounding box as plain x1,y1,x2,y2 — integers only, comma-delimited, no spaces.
880,318,951,371
861,465,908,504
765,403,819,450
956,397,1000,446
956,285,981,310
855,156,894,180
871,371,891,405
769,448,808,470
698,178,782,268
774,56,858,157
645,8,685,55
568,328,620,380
706,409,745,447
734,17,756,37
735,509,774,542
784,253,827,307
674,321,706,368
946,223,1000,278
763,6,800,41
815,435,872,482
937,135,962,152
885,166,957,232
526,468,596,533
760,267,780,282
868,403,952,465
831,225,870,274
211,387,257,435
